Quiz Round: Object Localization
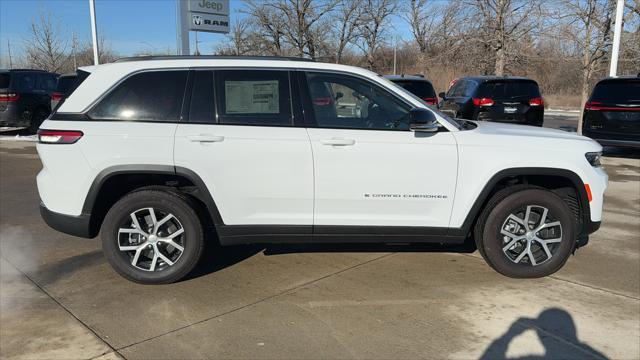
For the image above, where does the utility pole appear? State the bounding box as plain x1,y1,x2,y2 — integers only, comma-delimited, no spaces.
176,0,190,55
89,0,100,65
72,32,78,70
393,37,397,75
7,39,12,69
195,31,199,55
609,0,625,77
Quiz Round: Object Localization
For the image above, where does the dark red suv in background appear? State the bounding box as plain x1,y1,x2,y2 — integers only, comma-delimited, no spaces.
439,76,545,126
582,75,640,148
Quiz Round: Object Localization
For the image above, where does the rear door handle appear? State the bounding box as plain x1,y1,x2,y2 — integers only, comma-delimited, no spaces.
320,138,356,146
187,134,225,143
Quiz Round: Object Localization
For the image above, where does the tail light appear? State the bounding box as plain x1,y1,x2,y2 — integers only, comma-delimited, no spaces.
472,98,494,106
0,93,20,102
51,92,65,101
585,101,640,111
529,97,544,106
422,97,438,105
312,97,332,106
37,130,83,144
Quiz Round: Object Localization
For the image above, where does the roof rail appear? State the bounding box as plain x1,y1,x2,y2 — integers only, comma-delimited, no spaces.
114,55,316,63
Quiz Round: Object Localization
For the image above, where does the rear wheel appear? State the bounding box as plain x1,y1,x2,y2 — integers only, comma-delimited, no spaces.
475,188,576,278
101,190,204,284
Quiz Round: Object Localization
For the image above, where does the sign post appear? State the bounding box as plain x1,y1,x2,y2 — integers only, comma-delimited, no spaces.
176,0,190,55
89,0,100,65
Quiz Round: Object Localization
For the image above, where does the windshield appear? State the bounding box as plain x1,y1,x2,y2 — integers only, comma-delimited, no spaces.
591,80,640,104
380,76,462,130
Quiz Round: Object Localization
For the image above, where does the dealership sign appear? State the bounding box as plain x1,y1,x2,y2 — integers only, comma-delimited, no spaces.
187,0,229,33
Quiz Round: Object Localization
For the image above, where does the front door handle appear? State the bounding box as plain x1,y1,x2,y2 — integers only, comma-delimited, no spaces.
187,134,225,143
320,138,356,146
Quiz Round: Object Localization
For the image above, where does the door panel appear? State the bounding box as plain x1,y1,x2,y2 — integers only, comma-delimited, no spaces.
174,69,313,226
303,71,458,228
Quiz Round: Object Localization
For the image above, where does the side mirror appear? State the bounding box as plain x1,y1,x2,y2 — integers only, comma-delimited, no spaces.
335,92,344,101
409,108,439,133
438,92,446,99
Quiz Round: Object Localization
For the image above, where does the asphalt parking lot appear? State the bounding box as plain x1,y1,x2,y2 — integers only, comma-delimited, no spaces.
1,112,639,359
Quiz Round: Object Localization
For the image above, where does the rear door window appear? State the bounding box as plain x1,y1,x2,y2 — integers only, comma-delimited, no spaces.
14,73,36,92
591,80,640,104
477,80,540,99
37,73,57,91
89,71,188,121
215,70,292,126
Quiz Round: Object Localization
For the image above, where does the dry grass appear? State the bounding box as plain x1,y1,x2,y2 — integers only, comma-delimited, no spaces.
543,94,582,110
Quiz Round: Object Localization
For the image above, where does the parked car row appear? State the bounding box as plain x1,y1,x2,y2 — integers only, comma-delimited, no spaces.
387,72,640,148
0,69,81,133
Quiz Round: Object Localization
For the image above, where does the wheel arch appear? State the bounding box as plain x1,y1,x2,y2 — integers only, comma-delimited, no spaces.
83,165,223,238
452,167,591,237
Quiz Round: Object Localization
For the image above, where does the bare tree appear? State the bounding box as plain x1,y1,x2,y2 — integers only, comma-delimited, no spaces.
469,0,540,75
244,0,287,55
358,0,398,70
559,0,616,133
23,9,68,72
332,0,364,63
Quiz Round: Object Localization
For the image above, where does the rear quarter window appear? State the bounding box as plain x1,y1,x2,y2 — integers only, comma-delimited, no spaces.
591,80,640,104
89,71,188,121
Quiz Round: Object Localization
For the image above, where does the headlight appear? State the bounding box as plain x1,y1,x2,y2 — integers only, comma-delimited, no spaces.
585,152,602,167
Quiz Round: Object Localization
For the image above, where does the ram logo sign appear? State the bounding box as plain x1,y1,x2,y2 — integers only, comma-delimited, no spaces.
187,0,229,34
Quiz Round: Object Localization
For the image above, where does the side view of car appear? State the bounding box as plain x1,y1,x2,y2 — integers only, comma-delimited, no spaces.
36,56,606,284
582,74,640,148
384,74,438,106
0,69,58,132
439,76,545,126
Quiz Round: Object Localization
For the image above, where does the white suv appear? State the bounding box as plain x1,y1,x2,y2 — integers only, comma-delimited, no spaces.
36,56,608,284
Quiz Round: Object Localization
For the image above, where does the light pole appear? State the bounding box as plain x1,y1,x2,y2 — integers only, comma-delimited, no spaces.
609,0,625,77
89,0,100,65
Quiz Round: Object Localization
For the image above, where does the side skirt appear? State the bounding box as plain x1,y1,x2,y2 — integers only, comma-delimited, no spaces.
217,225,467,246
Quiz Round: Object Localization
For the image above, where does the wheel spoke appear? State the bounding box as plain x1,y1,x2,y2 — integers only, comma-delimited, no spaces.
501,228,521,239
507,214,526,227
502,237,520,252
160,239,184,252
157,252,174,266
524,206,533,229
147,208,158,231
118,227,146,236
538,207,549,228
513,248,528,263
119,244,141,251
164,228,184,240
156,214,175,228
130,213,144,233
528,249,537,266
149,247,159,271
539,240,553,260
539,221,561,230
131,247,143,267
538,237,562,244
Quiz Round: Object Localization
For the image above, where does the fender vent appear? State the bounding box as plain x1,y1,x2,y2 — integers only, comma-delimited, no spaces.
564,193,581,223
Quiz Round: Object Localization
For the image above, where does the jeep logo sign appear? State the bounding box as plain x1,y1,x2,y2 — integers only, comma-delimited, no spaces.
188,0,229,16
186,0,229,34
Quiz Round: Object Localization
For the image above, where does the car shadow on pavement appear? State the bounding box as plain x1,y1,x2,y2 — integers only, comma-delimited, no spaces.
480,308,608,360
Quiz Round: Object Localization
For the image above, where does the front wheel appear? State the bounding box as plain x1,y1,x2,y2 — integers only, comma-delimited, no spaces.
475,188,576,278
101,190,204,284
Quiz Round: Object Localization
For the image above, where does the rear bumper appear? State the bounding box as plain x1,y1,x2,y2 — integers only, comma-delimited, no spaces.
40,203,93,239
0,105,29,127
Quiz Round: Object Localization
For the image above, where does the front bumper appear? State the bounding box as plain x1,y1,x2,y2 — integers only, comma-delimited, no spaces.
40,203,93,238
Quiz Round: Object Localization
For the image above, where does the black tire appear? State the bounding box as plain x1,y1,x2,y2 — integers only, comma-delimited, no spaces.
474,187,576,278
101,190,204,284
27,107,49,134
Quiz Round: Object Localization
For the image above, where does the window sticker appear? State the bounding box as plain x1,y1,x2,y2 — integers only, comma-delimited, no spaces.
225,80,279,114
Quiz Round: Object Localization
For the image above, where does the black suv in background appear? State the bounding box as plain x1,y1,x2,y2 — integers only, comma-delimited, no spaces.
0,69,58,132
582,75,640,148
51,73,78,110
439,76,544,126
384,74,438,106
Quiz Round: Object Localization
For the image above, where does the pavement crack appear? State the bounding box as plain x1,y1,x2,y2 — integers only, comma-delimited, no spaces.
1,255,127,360
116,252,397,352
